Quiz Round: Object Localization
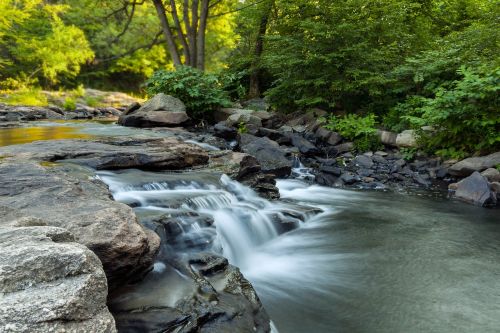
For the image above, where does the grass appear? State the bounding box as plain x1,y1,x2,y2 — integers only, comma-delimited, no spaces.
0,88,48,106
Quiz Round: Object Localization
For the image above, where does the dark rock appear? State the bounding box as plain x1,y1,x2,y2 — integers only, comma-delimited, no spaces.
453,171,497,206
239,135,292,178
481,168,500,182
334,142,354,154
257,127,285,141
316,172,338,187
340,172,360,185
319,165,342,176
353,155,374,168
413,173,431,187
123,102,141,115
241,98,269,111
213,122,237,140
286,133,320,156
326,132,342,146
372,155,388,164
357,168,373,177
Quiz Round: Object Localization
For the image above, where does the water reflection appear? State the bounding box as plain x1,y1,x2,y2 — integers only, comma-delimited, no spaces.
0,126,93,146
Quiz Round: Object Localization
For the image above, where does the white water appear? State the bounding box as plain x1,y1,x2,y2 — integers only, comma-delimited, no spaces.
98,168,500,333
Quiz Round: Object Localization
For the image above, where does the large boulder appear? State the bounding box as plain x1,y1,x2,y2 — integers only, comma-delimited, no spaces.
226,111,263,128
239,134,292,177
118,93,189,127
453,171,497,207
0,226,116,332
377,130,397,146
0,160,160,289
449,152,500,177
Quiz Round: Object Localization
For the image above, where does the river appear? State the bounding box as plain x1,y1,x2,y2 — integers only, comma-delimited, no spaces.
2,121,499,332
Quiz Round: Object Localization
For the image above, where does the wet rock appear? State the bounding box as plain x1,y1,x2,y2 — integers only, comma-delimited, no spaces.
453,171,497,207
340,172,360,185
226,112,262,128
449,152,500,177
0,160,160,289
0,105,63,122
257,127,285,141
213,122,237,140
319,165,342,176
118,93,190,127
241,173,280,200
0,226,116,332
123,102,141,115
327,132,343,146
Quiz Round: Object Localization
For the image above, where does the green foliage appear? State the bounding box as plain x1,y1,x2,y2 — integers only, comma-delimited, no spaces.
0,88,48,106
144,66,231,119
237,122,248,134
63,97,76,111
402,66,500,155
400,148,418,161
321,114,381,152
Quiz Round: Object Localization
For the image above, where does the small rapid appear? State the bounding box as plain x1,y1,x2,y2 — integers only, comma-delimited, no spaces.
98,168,500,333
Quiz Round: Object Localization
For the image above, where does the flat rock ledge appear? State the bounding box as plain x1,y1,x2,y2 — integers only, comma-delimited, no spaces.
0,226,116,333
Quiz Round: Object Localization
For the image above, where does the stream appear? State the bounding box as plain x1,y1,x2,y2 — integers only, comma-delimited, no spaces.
2,121,500,332
97,168,500,333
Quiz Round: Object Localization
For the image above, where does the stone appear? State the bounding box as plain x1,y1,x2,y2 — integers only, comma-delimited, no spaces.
0,226,116,333
0,137,209,171
118,94,189,127
448,152,500,176
239,135,292,177
353,155,374,168
453,171,496,206
334,142,354,154
286,133,320,156
213,122,237,140
396,130,418,148
340,172,360,185
0,158,162,289
326,132,342,146
123,102,141,115
241,97,269,111
257,127,285,141
377,130,397,146
319,165,342,176
214,107,241,122
314,126,332,141
481,168,500,182
226,112,262,128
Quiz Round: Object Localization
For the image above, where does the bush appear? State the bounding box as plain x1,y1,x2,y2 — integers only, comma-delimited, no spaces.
144,66,231,119
402,66,500,157
63,97,76,111
320,113,381,152
0,88,48,106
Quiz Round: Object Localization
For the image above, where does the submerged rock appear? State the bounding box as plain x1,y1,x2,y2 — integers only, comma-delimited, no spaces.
0,226,116,332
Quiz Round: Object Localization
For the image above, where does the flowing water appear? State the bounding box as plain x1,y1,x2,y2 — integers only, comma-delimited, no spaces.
98,168,500,333
4,121,499,332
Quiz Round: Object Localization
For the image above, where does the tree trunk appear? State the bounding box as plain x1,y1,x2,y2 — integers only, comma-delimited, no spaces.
152,0,182,66
189,0,199,66
196,0,209,70
248,0,274,98
169,0,190,65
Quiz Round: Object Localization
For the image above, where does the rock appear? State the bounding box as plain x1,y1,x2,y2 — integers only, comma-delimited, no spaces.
239,135,292,177
118,93,189,127
0,105,63,122
0,137,209,171
396,130,418,148
491,182,500,199
453,171,497,206
481,168,500,182
340,172,360,185
377,130,397,146
286,133,320,156
213,122,237,140
226,111,262,128
353,155,374,168
257,127,285,141
123,102,141,115
327,132,342,146
314,127,332,141
334,142,354,154
319,165,342,176
449,152,500,177
0,226,116,332
372,155,388,164
241,98,269,111
375,151,388,157
214,108,241,122
0,160,160,288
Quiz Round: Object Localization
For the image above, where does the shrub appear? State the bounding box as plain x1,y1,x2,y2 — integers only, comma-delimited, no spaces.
63,97,76,111
320,113,381,152
0,88,48,106
402,66,500,156
144,66,231,119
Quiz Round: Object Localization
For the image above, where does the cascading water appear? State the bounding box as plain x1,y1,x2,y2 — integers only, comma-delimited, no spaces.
98,166,500,333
